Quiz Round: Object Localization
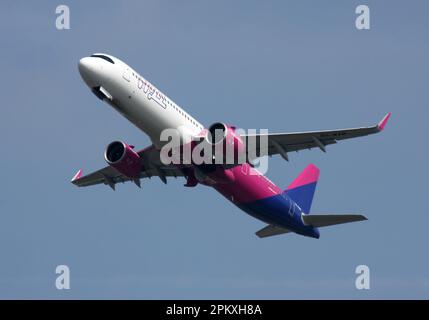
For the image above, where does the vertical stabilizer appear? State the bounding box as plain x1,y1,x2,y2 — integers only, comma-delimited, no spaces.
285,164,320,214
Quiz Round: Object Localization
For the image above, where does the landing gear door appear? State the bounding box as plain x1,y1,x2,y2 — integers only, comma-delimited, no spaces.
122,67,131,82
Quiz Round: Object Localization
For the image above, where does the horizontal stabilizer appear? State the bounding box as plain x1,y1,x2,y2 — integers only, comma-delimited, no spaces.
256,225,291,238
302,214,367,228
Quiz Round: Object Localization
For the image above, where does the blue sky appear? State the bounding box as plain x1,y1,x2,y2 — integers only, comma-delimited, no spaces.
0,0,428,299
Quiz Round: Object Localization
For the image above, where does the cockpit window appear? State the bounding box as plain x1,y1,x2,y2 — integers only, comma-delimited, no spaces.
90,54,115,64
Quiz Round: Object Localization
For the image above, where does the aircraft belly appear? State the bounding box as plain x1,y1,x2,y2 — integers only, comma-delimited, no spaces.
238,195,297,229
213,164,298,230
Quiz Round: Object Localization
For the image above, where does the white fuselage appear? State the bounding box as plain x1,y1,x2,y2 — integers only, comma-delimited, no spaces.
78,53,204,148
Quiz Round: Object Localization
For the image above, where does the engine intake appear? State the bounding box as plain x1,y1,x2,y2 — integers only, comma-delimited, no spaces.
104,141,141,178
207,122,227,144
205,122,245,164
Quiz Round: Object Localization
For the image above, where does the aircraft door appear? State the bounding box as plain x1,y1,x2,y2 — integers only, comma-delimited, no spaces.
122,67,131,82
288,201,298,218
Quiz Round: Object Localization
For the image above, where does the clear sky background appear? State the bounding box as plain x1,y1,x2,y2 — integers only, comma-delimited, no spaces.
0,1,428,299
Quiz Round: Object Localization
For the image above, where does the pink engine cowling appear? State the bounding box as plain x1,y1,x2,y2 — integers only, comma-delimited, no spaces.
104,141,141,178
206,122,246,164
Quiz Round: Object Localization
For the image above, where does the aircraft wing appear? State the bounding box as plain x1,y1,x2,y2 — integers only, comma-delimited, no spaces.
242,113,391,161
71,145,185,190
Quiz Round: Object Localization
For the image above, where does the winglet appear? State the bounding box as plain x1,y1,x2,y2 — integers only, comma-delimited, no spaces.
377,112,391,131
71,169,83,183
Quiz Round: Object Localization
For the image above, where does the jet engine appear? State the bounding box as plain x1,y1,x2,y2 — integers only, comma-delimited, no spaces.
205,122,245,164
104,141,141,178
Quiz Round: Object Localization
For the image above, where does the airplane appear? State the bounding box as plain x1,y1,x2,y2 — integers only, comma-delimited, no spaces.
72,53,390,239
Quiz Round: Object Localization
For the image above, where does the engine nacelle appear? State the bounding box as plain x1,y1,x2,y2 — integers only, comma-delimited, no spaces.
104,141,141,178
205,122,245,164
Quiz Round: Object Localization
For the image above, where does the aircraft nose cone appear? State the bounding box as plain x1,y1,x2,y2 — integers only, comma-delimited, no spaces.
78,57,91,75
78,57,98,87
